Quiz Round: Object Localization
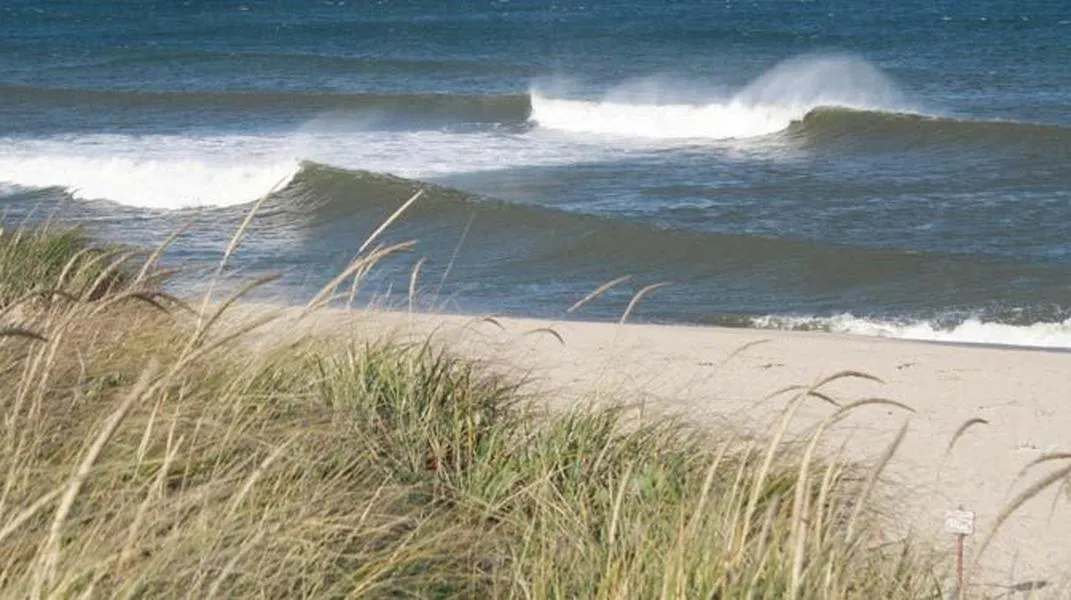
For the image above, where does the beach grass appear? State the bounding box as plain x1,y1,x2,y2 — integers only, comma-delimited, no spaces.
0,225,951,598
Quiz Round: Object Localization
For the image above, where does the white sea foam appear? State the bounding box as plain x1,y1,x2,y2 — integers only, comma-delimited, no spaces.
529,54,909,140
0,129,627,209
750,314,1071,350
0,134,303,209
0,155,301,209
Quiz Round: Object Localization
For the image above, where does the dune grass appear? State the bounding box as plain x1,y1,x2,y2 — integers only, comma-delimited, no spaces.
0,225,124,308
0,224,952,598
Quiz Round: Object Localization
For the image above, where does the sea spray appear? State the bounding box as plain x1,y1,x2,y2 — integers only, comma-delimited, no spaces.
528,54,911,139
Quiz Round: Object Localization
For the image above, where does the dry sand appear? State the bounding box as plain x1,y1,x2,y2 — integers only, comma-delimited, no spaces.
249,305,1070,598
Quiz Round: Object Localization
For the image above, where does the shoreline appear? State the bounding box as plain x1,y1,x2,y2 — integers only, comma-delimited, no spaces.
565,314,1071,354
308,301,1071,354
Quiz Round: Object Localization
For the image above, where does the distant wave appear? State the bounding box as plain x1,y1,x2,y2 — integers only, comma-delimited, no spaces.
749,314,1071,350
529,54,912,139
528,52,1071,149
0,151,300,209
0,127,610,209
0,84,533,125
530,95,1071,151
789,107,1071,150
0,156,1063,291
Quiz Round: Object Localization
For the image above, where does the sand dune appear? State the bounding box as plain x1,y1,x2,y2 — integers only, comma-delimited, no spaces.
253,306,1071,596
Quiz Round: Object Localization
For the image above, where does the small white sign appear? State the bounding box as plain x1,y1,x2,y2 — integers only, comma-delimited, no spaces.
945,509,975,536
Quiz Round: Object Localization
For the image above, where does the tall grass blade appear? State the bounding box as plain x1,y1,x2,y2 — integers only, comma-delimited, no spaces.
618,281,671,325
568,275,632,314
945,418,989,456
356,189,424,257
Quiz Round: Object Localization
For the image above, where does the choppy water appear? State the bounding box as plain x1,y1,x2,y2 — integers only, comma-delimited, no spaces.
3,0,1071,347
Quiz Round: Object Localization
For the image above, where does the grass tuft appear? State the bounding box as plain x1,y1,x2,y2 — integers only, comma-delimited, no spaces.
0,226,121,308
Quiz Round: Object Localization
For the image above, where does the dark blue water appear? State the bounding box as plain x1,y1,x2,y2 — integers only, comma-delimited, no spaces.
2,0,1071,346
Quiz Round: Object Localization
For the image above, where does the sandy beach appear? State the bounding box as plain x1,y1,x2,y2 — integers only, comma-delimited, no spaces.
256,306,1071,597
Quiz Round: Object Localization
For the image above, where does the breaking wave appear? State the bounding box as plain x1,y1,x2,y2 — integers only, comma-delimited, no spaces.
528,54,911,139
0,152,300,209
749,314,1071,350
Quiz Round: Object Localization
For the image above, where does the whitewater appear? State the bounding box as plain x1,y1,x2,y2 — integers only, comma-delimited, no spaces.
529,54,913,139
0,130,607,208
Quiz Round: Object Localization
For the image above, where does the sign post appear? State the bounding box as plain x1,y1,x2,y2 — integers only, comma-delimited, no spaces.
944,507,975,600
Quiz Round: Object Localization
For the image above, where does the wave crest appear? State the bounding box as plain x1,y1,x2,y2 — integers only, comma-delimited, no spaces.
789,107,1071,150
529,54,909,140
0,152,299,209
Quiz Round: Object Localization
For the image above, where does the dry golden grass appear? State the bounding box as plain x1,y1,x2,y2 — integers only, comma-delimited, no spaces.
6,220,1059,598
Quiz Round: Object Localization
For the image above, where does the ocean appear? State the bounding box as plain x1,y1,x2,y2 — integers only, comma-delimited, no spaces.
2,0,1070,347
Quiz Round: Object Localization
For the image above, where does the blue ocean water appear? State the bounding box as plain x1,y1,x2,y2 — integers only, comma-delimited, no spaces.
2,0,1071,346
